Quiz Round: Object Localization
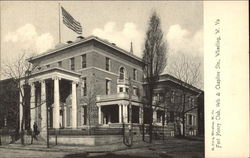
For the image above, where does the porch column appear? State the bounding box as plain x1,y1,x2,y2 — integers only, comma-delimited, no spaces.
139,107,143,124
19,83,24,131
64,105,67,127
40,80,47,132
119,104,122,123
123,104,128,123
153,110,157,123
53,77,60,128
30,82,36,128
164,110,168,125
71,81,77,128
98,106,102,124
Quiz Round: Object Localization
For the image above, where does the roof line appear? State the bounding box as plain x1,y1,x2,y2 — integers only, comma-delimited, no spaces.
31,67,82,77
158,74,203,94
28,36,144,63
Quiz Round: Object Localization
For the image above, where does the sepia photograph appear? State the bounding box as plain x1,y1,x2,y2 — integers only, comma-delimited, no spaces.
0,1,248,158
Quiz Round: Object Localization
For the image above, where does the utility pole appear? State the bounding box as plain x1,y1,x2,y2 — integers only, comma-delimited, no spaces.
128,77,133,147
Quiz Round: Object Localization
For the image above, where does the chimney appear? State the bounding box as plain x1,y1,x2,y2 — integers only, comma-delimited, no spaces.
130,42,133,54
77,36,84,40
67,40,73,44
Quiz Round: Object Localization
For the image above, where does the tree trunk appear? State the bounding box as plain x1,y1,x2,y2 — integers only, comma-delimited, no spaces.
142,105,145,141
88,110,91,135
21,117,24,145
148,84,154,143
182,94,186,137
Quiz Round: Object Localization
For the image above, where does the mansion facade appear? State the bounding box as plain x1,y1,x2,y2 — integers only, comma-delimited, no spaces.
19,35,203,138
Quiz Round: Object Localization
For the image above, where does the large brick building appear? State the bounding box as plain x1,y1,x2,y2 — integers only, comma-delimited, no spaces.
18,35,203,141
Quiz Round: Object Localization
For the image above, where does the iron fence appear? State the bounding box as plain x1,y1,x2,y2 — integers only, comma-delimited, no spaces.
48,127,123,136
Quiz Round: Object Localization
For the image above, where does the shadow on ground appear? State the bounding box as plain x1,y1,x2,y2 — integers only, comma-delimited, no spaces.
63,152,174,158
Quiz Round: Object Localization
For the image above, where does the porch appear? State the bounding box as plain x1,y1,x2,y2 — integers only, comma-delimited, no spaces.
96,92,143,125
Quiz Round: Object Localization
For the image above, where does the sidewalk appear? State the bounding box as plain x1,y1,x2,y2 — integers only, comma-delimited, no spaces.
0,140,152,153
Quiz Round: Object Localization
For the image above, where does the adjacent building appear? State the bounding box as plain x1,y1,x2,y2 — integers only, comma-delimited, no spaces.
0,79,19,129
151,74,202,136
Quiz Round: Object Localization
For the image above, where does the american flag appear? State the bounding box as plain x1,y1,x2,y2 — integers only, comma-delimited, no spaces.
61,6,82,34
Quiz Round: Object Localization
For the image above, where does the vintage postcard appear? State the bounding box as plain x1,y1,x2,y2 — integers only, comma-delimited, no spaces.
0,1,249,158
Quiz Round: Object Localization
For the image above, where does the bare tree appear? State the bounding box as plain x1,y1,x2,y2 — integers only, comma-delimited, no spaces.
165,52,202,136
80,73,99,134
142,11,168,143
1,52,44,145
172,91,199,137
167,52,202,88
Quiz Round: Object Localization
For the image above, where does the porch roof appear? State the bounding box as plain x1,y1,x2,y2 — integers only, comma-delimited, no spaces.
24,67,81,83
157,74,203,95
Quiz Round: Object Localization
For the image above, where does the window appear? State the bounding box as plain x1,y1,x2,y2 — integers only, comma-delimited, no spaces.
81,106,87,125
81,54,86,68
125,87,129,93
105,57,110,71
119,87,123,92
188,115,192,125
133,69,137,80
181,95,185,104
133,87,138,96
192,98,195,107
153,93,158,102
105,79,111,95
157,111,162,123
58,61,62,67
70,57,75,70
119,67,125,80
159,93,164,102
81,77,87,96
171,91,175,103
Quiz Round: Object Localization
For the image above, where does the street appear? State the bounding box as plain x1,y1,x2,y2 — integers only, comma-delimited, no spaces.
0,138,204,158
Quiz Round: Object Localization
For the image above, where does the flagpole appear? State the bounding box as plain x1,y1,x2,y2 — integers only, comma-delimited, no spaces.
58,3,61,43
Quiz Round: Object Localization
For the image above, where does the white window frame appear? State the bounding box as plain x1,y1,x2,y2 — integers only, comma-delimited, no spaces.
117,85,129,93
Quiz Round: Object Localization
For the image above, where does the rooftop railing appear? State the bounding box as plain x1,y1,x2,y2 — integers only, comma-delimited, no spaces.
96,92,141,102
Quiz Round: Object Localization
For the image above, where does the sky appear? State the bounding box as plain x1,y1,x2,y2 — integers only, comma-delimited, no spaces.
1,1,203,84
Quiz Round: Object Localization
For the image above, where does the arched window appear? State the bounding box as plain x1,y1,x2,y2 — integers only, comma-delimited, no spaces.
119,67,125,80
